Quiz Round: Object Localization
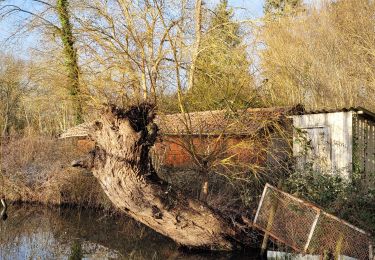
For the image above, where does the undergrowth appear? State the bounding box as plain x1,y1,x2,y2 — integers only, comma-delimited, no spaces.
284,164,375,234
0,133,112,209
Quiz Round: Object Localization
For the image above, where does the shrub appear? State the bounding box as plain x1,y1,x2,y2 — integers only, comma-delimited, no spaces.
284,164,348,208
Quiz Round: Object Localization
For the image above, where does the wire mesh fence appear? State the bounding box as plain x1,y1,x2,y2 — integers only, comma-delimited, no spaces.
253,184,373,259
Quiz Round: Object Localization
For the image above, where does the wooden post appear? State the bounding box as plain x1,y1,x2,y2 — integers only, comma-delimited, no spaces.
260,190,278,255
0,198,7,221
304,210,320,252
200,181,208,200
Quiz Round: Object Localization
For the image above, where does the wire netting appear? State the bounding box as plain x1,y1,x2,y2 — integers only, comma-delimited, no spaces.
254,184,373,259
308,212,371,259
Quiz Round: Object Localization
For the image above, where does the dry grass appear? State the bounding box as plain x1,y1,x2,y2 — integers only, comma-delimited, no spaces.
0,134,112,209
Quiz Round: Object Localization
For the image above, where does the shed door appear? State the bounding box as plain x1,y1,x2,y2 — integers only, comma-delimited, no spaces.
297,127,332,173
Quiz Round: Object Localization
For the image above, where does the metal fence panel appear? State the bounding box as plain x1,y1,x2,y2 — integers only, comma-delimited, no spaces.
254,184,373,260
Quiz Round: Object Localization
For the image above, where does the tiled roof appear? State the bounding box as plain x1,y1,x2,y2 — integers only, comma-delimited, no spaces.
59,106,303,139
155,106,300,136
59,122,93,139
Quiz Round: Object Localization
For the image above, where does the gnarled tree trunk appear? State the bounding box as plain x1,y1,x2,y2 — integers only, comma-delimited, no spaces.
82,104,243,250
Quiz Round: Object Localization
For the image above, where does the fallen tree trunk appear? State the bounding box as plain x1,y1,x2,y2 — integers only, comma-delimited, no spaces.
75,104,247,250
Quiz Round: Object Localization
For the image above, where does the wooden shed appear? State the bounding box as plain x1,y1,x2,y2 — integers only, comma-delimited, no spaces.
291,107,375,179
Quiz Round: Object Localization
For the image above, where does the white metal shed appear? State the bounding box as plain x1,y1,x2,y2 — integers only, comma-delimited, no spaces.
291,107,375,179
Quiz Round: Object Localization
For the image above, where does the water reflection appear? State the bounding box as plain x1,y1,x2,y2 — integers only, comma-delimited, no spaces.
0,205,259,259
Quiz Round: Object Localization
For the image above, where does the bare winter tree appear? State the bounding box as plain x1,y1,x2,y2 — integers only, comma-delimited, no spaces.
0,0,84,124
260,0,375,110
75,0,193,105
0,55,28,136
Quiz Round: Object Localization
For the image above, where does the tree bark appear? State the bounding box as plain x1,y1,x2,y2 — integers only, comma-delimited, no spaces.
188,0,203,90
82,104,243,250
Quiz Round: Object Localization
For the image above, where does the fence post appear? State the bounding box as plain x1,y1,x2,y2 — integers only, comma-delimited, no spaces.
304,210,320,252
254,183,269,224
260,189,277,255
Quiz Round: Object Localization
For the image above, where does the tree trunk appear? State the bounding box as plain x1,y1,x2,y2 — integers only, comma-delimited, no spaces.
188,0,203,90
56,0,83,124
83,104,244,250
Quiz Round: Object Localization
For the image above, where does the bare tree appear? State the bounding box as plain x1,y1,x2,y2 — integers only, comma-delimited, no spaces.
0,55,28,137
0,0,84,124
187,0,203,91
76,0,189,105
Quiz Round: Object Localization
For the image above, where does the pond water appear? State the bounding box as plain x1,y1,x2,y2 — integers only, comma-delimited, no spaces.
0,205,260,259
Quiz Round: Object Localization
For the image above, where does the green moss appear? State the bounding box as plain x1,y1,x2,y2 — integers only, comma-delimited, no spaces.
56,0,83,124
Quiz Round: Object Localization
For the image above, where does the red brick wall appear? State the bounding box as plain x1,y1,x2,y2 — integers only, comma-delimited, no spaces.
154,140,192,167
154,135,269,168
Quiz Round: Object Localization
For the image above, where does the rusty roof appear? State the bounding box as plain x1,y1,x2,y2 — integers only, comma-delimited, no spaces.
155,106,302,136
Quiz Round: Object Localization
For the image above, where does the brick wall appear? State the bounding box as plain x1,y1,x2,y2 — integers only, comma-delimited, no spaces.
154,135,269,168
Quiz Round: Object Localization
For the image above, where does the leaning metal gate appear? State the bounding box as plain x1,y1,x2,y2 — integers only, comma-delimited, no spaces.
253,184,373,259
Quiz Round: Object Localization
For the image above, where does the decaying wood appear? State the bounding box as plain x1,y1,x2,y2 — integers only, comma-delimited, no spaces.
76,104,245,250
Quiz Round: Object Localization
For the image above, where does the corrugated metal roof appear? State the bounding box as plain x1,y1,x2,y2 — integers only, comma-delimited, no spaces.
292,107,375,120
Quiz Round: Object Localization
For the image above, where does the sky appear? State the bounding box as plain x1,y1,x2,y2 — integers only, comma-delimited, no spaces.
0,0,266,53
0,0,325,59
208,0,265,18
0,0,325,56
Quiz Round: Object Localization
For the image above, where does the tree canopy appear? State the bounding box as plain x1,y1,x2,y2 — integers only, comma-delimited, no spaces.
188,0,257,111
